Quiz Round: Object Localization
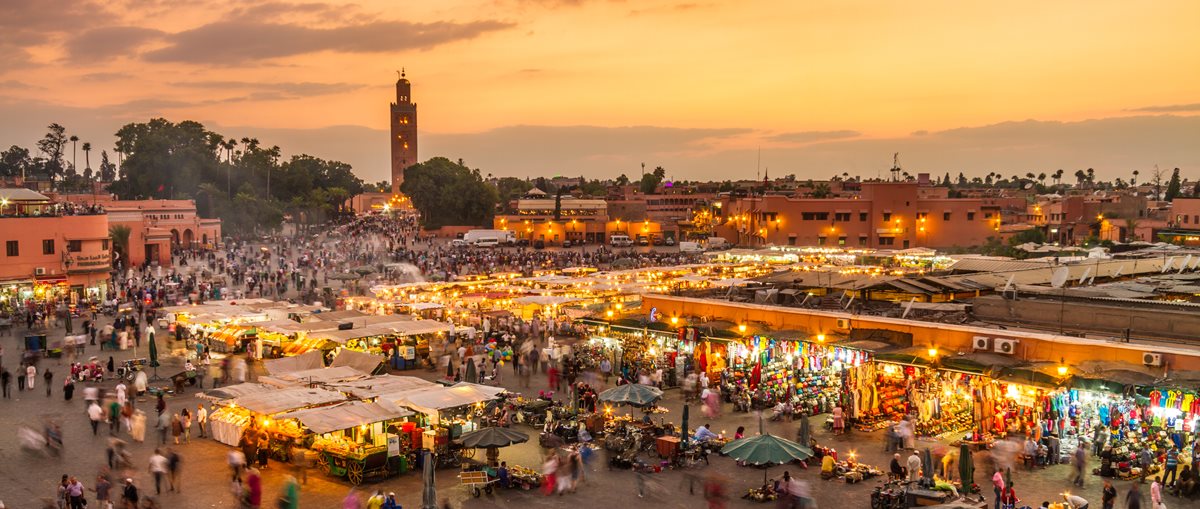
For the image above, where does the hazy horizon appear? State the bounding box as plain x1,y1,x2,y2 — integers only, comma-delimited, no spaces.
1,0,1197,184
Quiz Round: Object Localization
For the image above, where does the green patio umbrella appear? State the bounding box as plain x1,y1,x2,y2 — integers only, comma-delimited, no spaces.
148,329,161,380
420,450,436,509
958,444,974,493
598,383,664,407
721,417,813,484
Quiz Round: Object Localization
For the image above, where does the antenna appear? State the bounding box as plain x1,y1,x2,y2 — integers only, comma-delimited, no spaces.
890,152,902,182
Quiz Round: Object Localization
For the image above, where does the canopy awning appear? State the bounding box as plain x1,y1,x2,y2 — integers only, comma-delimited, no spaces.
263,350,325,375
382,384,502,416
330,349,386,375
327,375,438,399
233,387,345,415
277,401,413,434
199,383,274,401
258,366,369,388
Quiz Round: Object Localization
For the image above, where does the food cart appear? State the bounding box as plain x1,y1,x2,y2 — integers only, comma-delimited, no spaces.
378,383,504,468
279,401,417,485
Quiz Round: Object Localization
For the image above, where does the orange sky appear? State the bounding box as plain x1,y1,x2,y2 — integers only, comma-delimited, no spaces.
1,0,1197,182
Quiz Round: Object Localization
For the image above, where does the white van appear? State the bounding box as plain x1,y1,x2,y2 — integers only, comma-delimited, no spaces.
610,234,633,247
474,238,500,248
679,241,704,253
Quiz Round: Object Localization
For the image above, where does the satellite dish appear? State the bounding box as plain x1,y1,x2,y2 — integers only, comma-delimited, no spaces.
1079,267,1092,285
1180,255,1193,274
1162,257,1176,273
1050,267,1070,288
1023,183,1034,190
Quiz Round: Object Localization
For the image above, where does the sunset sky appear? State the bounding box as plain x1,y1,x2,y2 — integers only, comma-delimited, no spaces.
1,0,1197,183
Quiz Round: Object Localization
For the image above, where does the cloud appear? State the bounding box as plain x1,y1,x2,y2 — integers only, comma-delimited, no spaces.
226,1,373,23
1130,103,1200,113
65,26,165,62
0,80,40,90
0,0,115,47
143,19,516,64
169,80,364,98
79,72,135,82
767,130,860,144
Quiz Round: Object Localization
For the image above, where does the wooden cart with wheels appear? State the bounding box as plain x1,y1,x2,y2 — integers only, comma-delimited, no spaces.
459,468,497,497
316,447,394,485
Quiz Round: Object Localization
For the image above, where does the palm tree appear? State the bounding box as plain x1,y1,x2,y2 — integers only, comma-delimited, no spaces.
1038,172,1047,186
109,224,132,268
811,182,832,198
82,142,92,172
69,135,79,174
1132,170,1139,186
1074,170,1087,186
1053,169,1064,186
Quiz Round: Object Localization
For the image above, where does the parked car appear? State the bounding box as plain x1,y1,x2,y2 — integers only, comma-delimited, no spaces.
652,237,664,246
636,235,649,246
517,239,530,247
450,239,468,248
665,237,676,246
562,240,572,248
533,240,546,249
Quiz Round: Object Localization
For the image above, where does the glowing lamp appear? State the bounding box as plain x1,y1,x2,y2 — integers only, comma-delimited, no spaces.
927,347,938,358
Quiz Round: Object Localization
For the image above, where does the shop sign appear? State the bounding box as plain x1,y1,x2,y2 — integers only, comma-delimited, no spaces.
386,433,400,457
69,253,112,271
402,346,416,360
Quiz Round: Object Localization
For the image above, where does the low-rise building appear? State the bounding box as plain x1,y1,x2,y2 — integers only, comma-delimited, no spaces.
0,188,111,310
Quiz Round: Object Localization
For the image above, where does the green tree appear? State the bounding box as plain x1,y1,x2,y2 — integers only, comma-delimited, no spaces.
615,174,630,186
81,142,93,180
109,224,131,267
401,157,498,229
810,182,832,198
69,135,79,177
0,145,33,178
36,123,67,180
1165,167,1182,201
494,177,534,211
638,166,666,194
98,150,116,182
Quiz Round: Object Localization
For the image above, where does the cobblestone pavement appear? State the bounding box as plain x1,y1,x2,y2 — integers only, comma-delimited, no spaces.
0,320,1179,508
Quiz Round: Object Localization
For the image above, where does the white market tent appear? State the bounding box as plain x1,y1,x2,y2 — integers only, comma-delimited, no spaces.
330,349,386,375
263,350,325,375
380,383,501,425
258,366,369,388
277,401,414,435
199,383,274,402
326,374,437,399
233,387,345,415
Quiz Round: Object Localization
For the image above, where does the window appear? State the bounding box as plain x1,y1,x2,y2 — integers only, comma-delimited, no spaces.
787,235,797,246
878,237,895,246
967,212,976,221
916,212,927,220
801,212,828,221
817,236,826,246
68,240,82,252
5,240,17,257
882,212,892,222
838,236,847,246
101,239,109,250
943,212,951,221
859,212,868,222
834,212,851,222
859,237,868,246
984,212,993,219
42,239,54,255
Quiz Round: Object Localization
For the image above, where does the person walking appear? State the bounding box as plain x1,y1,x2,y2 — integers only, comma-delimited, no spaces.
66,476,86,509
43,367,52,397
1073,443,1088,487
1102,480,1117,509
88,400,104,435
1150,477,1162,509
171,414,183,445
121,478,139,509
1163,448,1180,486
992,468,1005,509
196,404,208,438
156,410,170,445
1126,479,1144,509
92,474,112,509
148,449,168,495
167,448,181,493
1,367,9,398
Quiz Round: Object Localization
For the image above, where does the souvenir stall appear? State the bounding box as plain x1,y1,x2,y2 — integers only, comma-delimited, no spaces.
279,401,418,485
856,363,977,438
207,387,346,447
722,336,870,417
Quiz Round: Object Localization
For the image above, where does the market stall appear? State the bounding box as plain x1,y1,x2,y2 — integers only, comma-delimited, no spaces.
278,401,417,485
208,387,346,446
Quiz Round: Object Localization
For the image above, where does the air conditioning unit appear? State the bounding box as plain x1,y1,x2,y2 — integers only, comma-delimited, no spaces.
835,318,850,329
993,338,1018,355
972,336,991,351
34,267,46,276
1143,353,1163,367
